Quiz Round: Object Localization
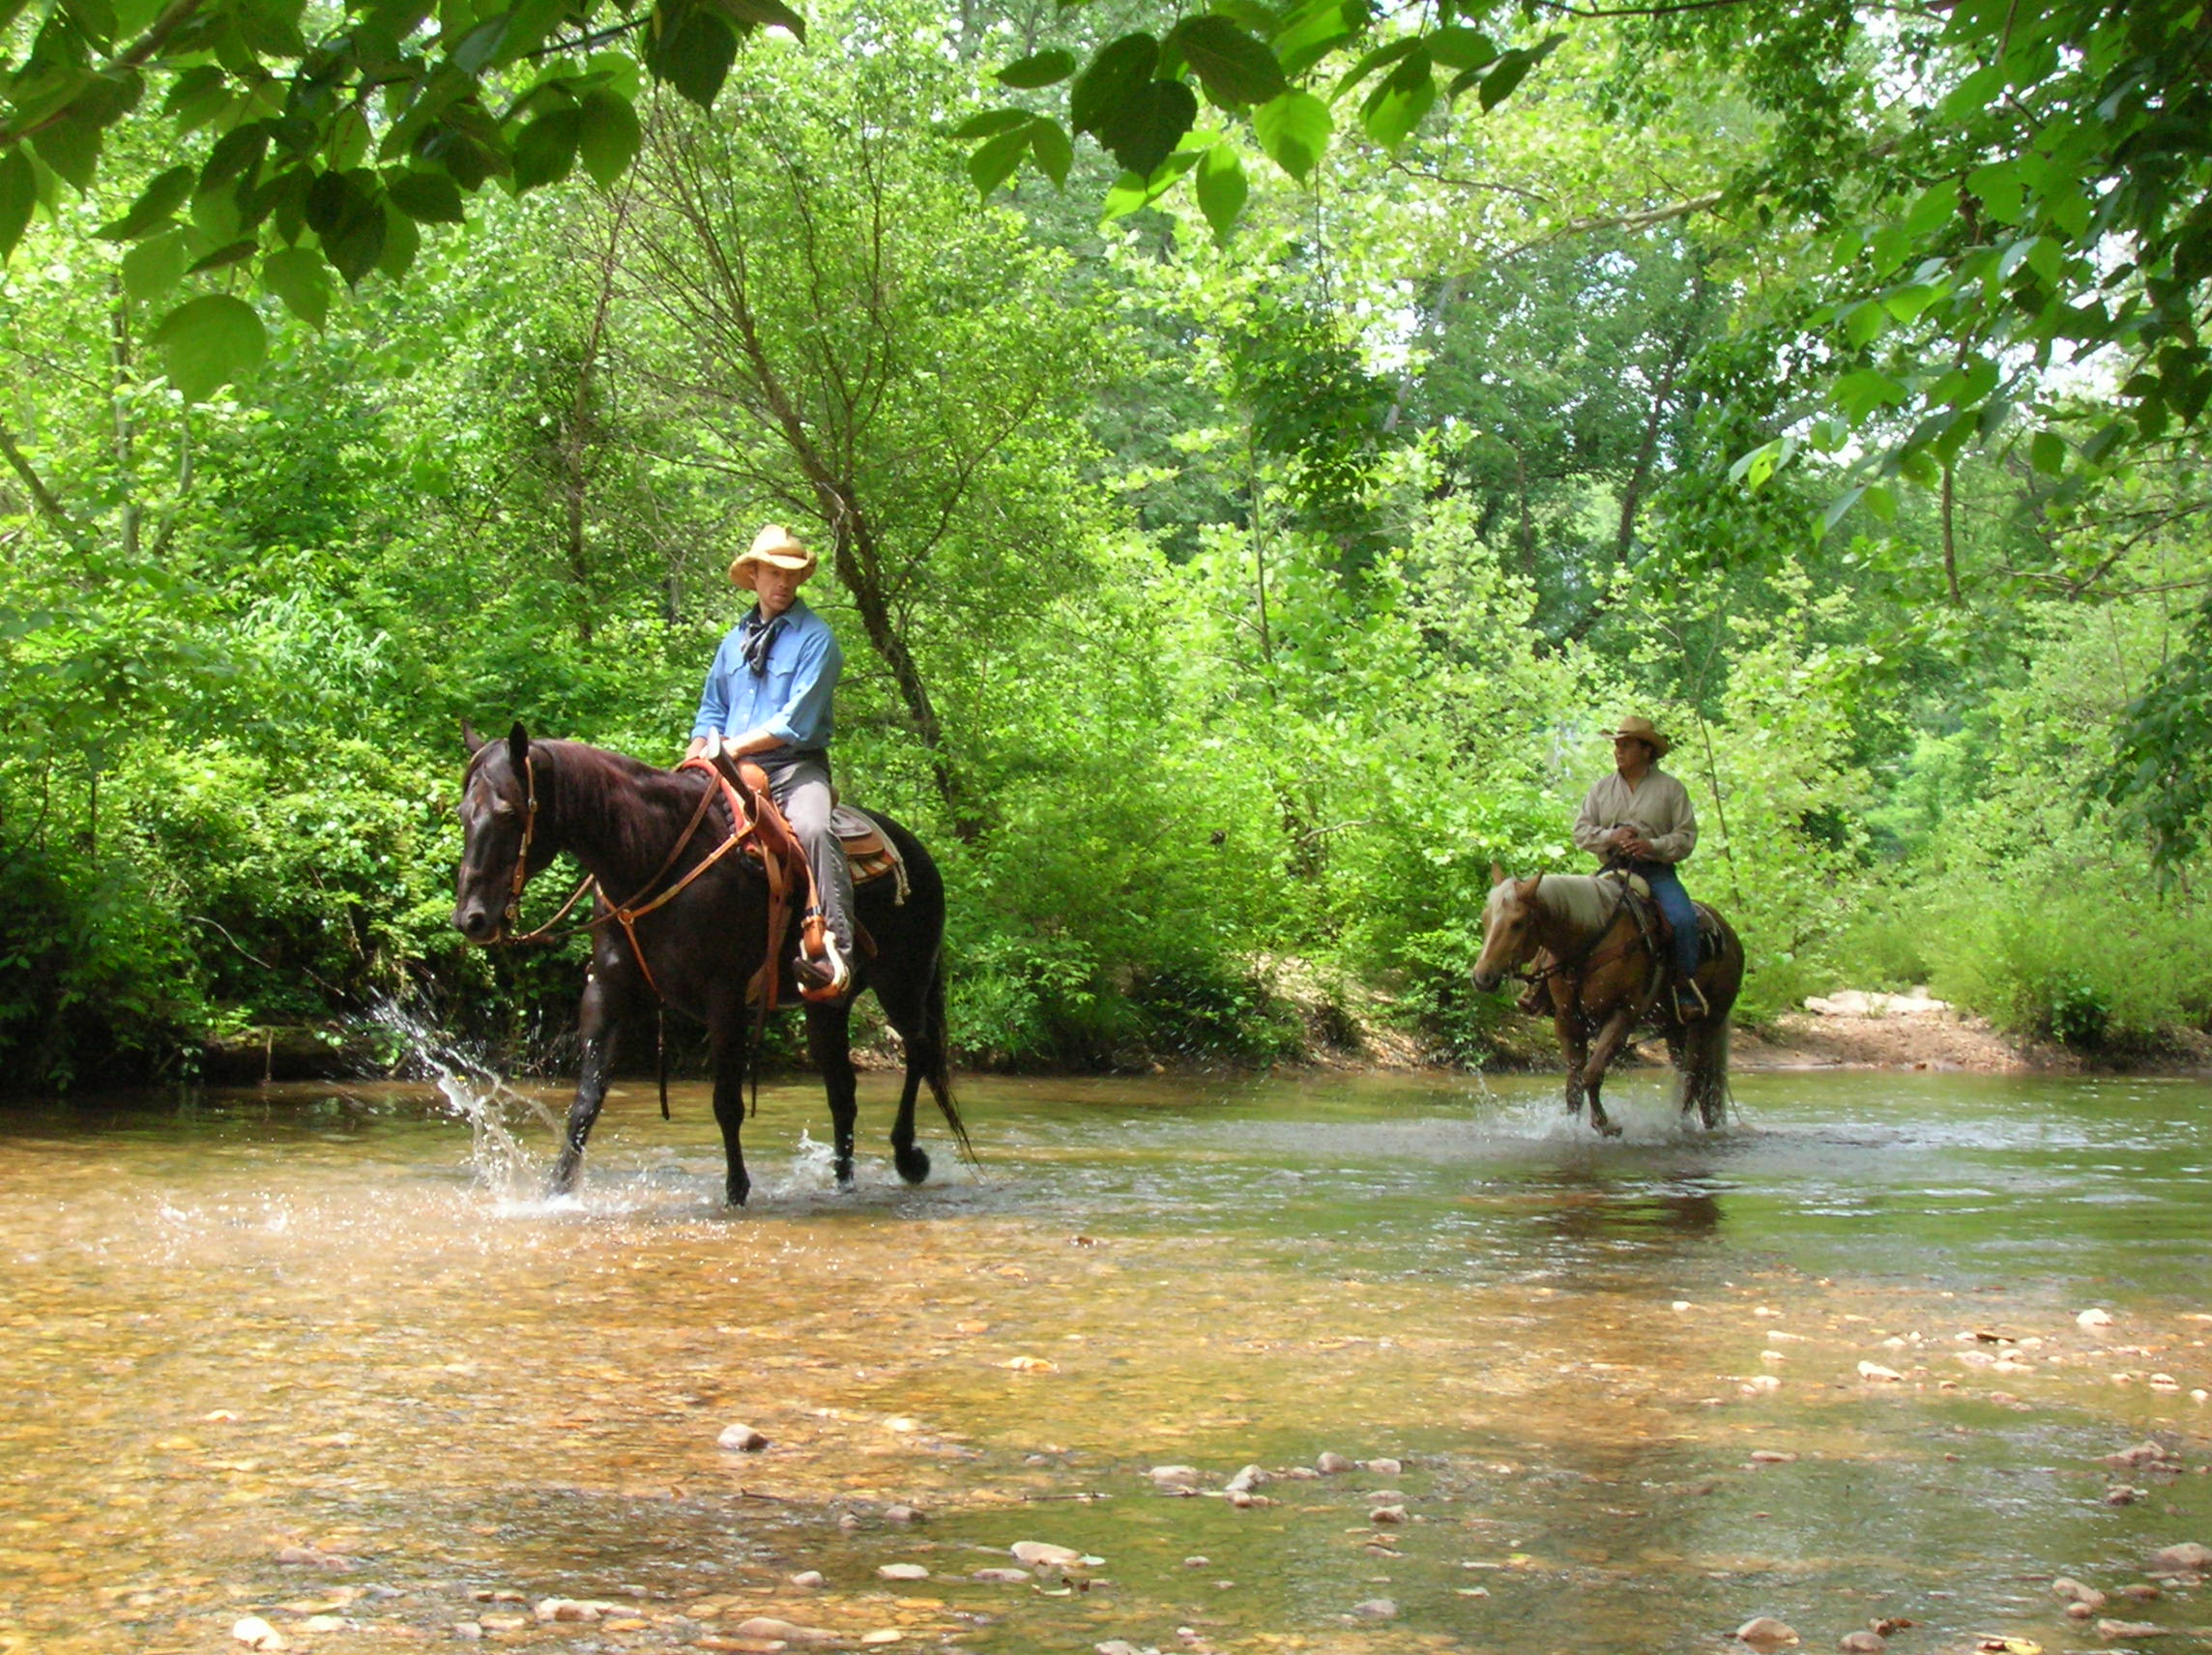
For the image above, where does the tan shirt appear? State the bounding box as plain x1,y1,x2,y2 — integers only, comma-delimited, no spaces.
1572,767,1698,865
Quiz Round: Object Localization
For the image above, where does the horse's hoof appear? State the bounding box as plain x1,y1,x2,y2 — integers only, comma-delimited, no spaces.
1594,1120,1622,1139
724,1180,749,1207
893,1145,931,1185
835,1160,857,1189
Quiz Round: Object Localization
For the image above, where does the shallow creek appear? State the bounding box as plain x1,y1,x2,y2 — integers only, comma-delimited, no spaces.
0,1067,2207,1655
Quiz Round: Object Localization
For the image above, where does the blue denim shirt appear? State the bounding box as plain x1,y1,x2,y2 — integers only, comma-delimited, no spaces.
689,598,841,751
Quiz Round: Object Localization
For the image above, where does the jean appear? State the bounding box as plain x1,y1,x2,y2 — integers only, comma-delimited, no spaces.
752,748,854,955
1634,861,1702,979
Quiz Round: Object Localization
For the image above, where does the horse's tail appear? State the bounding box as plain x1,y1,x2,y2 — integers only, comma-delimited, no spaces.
1678,1004,1732,1129
925,952,977,1167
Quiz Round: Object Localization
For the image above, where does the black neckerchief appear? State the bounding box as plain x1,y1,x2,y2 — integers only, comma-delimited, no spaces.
739,605,787,677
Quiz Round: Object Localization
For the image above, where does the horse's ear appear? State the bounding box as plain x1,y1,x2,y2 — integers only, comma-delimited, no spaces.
507,721,530,773
1526,872,1542,894
1490,860,1505,887
462,719,483,757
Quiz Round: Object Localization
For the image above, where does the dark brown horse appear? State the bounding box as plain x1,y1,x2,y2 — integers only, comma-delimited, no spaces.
1470,865,1744,1135
452,723,969,1205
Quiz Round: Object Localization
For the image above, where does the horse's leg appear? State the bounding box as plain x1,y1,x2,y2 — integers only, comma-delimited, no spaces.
550,968,624,1195
707,1000,751,1207
805,1002,860,1189
1582,1003,1641,1139
874,958,953,1185
1555,1003,1589,1121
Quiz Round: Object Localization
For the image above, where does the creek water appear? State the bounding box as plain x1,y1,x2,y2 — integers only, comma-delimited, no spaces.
1,1062,2207,1655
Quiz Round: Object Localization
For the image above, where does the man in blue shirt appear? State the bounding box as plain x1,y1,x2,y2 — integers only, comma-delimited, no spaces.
685,524,852,998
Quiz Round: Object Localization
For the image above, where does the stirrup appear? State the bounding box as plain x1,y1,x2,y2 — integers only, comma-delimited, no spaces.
797,929,852,1003
1672,978,1708,1022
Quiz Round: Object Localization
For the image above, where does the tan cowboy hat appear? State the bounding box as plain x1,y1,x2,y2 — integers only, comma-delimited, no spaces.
728,523,817,590
1607,714,1671,758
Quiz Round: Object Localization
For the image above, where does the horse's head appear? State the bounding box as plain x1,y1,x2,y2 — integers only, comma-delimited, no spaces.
452,721,537,944
1470,862,1544,993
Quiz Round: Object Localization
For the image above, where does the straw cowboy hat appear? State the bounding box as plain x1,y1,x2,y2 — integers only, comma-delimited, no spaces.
1608,715,1671,758
728,523,818,590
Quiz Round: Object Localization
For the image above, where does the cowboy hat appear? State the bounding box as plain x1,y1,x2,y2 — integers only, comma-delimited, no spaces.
729,523,818,590
1607,715,1670,758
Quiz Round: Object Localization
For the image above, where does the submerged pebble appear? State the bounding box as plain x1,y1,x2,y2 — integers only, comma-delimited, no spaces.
1838,1634,1884,1653
716,1424,770,1452
1316,1452,1353,1474
230,1617,285,1651
1735,1615,1800,1649
1352,1597,1397,1618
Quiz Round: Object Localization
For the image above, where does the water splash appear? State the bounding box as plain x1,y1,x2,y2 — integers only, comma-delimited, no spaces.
356,996,558,1195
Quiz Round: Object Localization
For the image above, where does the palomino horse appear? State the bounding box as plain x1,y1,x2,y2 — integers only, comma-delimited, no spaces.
452,723,970,1205
1470,864,1744,1135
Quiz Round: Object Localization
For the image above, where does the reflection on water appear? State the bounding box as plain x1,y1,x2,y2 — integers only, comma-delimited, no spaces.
0,1068,2207,1654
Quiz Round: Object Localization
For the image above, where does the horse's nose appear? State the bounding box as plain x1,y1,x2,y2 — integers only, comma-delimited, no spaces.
1470,968,1498,993
454,902,497,943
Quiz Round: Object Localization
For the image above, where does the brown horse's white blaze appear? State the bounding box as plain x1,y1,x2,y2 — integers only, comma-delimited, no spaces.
1472,862,1743,1135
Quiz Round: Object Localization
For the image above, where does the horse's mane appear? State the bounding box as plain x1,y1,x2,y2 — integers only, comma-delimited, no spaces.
537,739,714,872
1491,872,1621,940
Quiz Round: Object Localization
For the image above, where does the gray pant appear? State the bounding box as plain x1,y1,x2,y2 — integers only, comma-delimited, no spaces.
752,749,854,955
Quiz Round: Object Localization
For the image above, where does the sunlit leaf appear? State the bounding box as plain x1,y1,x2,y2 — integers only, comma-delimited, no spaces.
1253,89,1329,182
576,90,641,188
1029,116,1073,188
0,149,35,262
260,245,330,327
96,164,193,240
1194,141,1246,241
148,293,267,401
1166,15,1285,106
997,48,1076,88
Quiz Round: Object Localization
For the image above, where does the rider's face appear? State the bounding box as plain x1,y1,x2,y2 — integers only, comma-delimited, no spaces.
754,564,804,618
1614,736,1653,775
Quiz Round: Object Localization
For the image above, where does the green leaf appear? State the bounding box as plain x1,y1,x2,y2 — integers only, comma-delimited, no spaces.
2028,428,2065,477
1193,141,1245,241
1166,15,1285,106
1099,149,1201,219
0,149,35,263
1253,89,1329,182
185,237,259,274
306,168,386,287
1331,36,1418,102
30,113,102,193
198,123,271,196
1864,481,1897,523
649,5,740,109
96,164,194,240
997,48,1076,88
510,105,581,191
147,293,266,402
1940,63,2004,120
1271,0,1357,77
1426,26,1493,70
1835,367,1906,420
1476,44,1536,111
377,200,419,278
1029,116,1073,188
711,0,802,33
576,90,641,189
952,108,1033,140
1070,34,1159,139
120,225,188,298
386,167,465,222
967,126,1031,198
1101,78,1197,178
260,245,329,327
1361,48,1433,149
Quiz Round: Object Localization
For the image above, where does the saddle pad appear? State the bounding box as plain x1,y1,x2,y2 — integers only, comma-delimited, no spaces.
830,804,905,891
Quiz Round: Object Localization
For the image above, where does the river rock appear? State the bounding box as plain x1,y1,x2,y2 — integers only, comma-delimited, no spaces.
1838,1634,1884,1653
731,1616,840,1645
716,1424,770,1452
1352,1598,1397,1619
1364,1457,1403,1477
1857,1362,1905,1382
230,1617,286,1651
2148,1543,2212,1572
274,1546,358,1569
1223,1465,1267,1494
1735,1616,1800,1649
971,1568,1031,1583
1317,1452,1353,1474
2118,1584,2161,1602
883,1504,925,1524
1094,1642,1160,1655
1370,1505,1408,1524
2078,1307,2114,1328
2095,1620,2165,1640
2054,1579,2107,1609
1011,1541,1092,1568
877,1563,931,1581
1149,1466,1199,1492
2105,1442,2172,1469
2106,1485,2146,1505
535,1599,618,1622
